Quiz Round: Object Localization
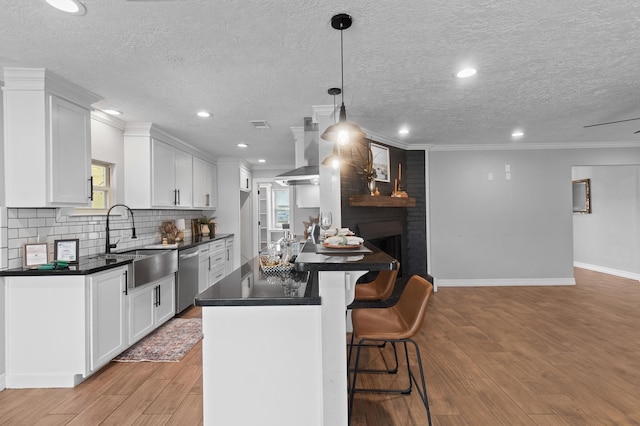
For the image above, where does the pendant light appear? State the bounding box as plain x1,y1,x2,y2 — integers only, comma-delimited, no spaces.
321,87,343,169
321,14,366,146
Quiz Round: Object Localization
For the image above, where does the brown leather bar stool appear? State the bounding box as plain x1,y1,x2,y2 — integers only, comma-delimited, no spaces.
348,264,400,369
348,275,433,426
353,266,398,302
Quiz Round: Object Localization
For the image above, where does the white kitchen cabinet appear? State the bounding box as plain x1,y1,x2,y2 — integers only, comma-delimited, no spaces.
89,267,128,371
198,243,212,293
240,165,252,192
152,140,193,208
193,157,218,209
209,239,226,285
127,274,176,346
3,68,101,207
225,237,235,275
124,123,210,210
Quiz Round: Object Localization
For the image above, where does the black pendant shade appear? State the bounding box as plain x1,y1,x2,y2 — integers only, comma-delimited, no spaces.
321,142,342,169
321,13,365,145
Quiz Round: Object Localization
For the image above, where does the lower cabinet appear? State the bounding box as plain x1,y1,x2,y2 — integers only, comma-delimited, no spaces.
127,274,176,346
4,267,176,389
209,240,226,286
89,266,128,371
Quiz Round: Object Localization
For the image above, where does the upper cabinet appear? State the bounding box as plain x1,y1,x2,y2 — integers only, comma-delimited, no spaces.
240,165,252,192
3,68,102,207
151,140,193,208
193,157,218,209
124,123,218,210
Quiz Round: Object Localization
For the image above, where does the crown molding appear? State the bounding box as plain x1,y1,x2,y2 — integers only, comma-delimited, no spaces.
428,141,640,152
91,110,125,130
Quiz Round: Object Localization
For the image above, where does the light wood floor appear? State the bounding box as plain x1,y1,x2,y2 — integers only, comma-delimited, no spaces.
1,268,640,425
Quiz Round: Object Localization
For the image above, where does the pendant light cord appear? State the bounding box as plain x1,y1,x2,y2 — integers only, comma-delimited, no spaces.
340,26,345,106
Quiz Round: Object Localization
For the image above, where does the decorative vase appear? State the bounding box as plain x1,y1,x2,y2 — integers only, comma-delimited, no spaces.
367,177,376,195
201,224,210,236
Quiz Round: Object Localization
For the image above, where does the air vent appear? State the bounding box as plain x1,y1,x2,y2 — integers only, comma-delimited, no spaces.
249,120,270,129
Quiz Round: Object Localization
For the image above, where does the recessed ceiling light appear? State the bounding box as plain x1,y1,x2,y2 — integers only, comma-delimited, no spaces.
103,109,122,116
197,111,211,118
456,68,477,78
44,0,86,15
511,130,524,138
398,127,409,135
237,143,248,148
258,159,266,163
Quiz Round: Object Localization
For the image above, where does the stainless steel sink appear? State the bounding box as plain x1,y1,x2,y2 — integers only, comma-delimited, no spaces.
92,249,178,288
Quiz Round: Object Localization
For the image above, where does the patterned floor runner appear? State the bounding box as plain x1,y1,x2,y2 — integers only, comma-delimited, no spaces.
114,318,202,362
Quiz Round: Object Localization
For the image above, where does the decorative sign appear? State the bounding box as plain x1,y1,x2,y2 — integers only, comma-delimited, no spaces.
54,239,80,263
24,243,48,268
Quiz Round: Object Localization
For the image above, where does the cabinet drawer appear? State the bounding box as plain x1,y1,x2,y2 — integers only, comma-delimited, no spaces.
210,265,226,284
210,252,225,268
210,240,225,251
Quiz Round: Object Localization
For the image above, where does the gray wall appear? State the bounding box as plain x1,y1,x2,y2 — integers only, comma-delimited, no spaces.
1,79,5,387
573,165,640,277
429,146,640,284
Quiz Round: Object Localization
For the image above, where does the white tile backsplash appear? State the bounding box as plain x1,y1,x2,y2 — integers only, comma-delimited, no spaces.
3,208,204,269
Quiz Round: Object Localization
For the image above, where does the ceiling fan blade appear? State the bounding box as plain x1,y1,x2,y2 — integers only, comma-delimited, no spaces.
583,117,640,128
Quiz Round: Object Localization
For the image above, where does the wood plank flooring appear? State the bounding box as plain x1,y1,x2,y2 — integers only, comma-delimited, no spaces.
1,268,640,425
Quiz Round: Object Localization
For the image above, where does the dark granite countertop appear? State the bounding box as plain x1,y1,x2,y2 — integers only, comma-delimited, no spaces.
0,234,234,277
294,241,399,272
173,233,233,251
195,255,320,307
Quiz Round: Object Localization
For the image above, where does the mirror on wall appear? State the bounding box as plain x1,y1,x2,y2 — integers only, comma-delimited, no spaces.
572,178,591,214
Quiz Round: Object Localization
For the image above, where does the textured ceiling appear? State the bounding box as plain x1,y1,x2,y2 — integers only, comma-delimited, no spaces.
1,0,639,168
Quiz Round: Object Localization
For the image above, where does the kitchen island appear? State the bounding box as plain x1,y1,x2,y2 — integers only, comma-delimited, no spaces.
195,241,397,426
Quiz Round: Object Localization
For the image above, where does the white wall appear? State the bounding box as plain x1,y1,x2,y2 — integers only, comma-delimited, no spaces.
90,112,125,204
429,146,640,286
573,165,640,279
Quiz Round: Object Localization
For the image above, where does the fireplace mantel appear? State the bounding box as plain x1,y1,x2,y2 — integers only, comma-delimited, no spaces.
349,195,416,208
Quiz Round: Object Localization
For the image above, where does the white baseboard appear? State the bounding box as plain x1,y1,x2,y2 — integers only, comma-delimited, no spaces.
0,373,6,391
573,262,640,281
436,277,576,287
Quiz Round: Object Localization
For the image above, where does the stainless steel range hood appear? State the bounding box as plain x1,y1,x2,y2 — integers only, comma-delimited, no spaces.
275,165,319,186
275,117,319,186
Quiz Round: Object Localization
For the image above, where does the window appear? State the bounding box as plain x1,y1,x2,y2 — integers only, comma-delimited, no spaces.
90,161,112,209
272,188,290,229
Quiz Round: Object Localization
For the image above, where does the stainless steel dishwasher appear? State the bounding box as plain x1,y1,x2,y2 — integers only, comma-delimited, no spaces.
176,246,200,313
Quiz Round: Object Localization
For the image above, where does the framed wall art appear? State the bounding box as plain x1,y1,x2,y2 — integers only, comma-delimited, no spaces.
371,143,390,182
572,179,591,214
24,243,49,268
54,238,80,263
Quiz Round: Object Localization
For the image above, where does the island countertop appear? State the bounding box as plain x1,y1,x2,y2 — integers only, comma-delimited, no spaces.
294,240,399,272
195,254,320,307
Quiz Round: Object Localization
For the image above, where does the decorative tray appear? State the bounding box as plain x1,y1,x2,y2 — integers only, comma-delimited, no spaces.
322,242,362,249
259,255,294,276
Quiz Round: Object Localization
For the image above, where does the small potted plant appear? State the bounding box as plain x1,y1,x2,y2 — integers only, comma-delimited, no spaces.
199,215,216,237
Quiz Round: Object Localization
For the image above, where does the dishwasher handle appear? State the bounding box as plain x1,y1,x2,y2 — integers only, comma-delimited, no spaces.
179,251,199,260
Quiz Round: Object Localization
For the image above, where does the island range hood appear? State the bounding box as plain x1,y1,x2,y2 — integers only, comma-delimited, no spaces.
275,117,320,186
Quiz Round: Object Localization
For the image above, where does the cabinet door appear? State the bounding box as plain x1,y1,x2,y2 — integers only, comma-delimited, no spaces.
225,238,235,276
89,267,127,371
199,254,210,293
193,157,216,208
239,166,251,192
49,95,91,206
174,149,193,208
155,275,176,326
152,140,178,207
127,284,155,345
